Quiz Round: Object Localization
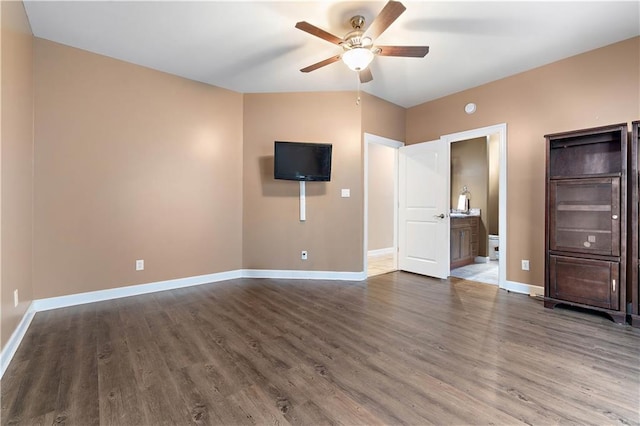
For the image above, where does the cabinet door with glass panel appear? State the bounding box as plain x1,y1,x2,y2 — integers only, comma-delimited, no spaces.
549,177,620,256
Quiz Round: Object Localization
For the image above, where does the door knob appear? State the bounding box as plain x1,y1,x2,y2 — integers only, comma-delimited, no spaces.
434,213,445,219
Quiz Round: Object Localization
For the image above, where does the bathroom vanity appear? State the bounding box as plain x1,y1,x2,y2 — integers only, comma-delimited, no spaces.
450,214,479,269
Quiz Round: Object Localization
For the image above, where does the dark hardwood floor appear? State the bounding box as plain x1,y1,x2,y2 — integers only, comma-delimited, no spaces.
2,272,639,425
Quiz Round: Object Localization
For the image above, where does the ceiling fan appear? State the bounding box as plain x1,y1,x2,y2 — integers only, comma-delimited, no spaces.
296,0,429,83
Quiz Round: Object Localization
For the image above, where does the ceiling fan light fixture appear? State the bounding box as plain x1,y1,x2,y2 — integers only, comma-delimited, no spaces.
342,48,375,71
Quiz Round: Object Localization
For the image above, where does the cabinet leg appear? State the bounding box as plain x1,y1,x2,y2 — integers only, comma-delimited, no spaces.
544,297,628,325
609,312,627,325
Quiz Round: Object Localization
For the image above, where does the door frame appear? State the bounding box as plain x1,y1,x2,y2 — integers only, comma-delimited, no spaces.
441,123,507,288
363,133,404,275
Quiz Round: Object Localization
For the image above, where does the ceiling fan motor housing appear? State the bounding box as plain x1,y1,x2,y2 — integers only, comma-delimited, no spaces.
350,15,366,30
344,16,371,49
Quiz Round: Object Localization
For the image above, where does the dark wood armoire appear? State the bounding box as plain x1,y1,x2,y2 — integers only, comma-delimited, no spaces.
544,123,629,324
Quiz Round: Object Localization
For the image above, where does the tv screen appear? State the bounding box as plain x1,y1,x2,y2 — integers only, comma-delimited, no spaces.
274,141,332,181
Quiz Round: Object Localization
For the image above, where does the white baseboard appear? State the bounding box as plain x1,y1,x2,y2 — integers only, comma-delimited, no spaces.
1,303,36,379
32,269,245,312
242,269,367,281
528,285,545,298
367,247,395,258
30,269,366,314
502,280,544,297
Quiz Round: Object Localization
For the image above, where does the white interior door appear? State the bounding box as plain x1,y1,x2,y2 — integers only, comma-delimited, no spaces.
398,139,449,278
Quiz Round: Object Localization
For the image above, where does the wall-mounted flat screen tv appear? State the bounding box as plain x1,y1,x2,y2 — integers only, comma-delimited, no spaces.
274,141,332,181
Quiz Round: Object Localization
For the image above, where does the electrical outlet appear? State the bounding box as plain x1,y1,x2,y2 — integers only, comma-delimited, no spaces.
13,289,19,308
521,259,530,271
136,259,144,271
301,251,308,260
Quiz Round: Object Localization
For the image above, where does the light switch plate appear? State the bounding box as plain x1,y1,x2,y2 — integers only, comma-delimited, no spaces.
341,189,350,198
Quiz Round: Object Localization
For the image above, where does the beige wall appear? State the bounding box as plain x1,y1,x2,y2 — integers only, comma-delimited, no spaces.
361,92,406,142
1,1,34,349
451,137,488,256
242,92,364,271
33,39,243,299
487,133,500,236
407,36,640,286
367,142,395,251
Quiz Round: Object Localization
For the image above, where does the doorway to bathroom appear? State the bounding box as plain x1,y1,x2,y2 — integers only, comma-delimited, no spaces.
444,125,506,287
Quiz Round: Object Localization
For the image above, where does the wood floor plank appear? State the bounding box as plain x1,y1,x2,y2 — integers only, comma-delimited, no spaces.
96,305,149,426
227,384,289,425
123,314,194,425
4,316,71,421
0,359,30,425
315,390,384,426
282,400,334,426
53,305,99,425
2,272,639,425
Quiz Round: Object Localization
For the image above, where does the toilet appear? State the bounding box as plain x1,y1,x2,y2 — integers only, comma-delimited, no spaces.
489,235,499,260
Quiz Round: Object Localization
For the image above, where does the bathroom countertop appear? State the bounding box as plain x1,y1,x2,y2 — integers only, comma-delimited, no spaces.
450,209,480,218
450,213,480,218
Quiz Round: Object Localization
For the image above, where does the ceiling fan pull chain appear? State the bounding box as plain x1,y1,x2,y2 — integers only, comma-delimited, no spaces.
356,72,361,105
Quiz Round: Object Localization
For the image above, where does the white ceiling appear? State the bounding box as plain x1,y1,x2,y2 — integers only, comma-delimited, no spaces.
24,1,640,108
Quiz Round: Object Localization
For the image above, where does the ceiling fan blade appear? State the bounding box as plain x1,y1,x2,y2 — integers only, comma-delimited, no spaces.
364,1,406,40
300,55,342,73
295,21,343,45
359,68,373,83
377,45,430,57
